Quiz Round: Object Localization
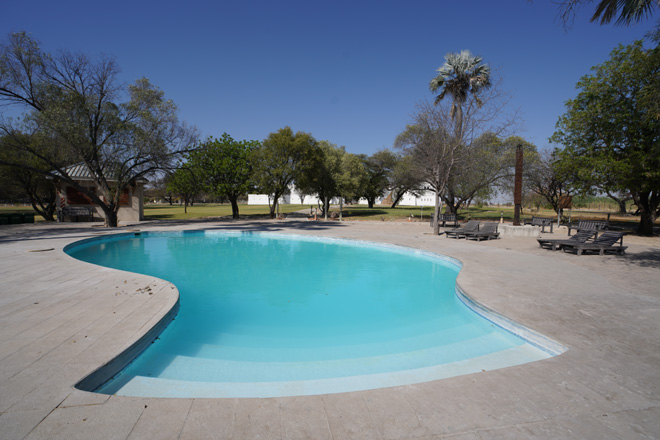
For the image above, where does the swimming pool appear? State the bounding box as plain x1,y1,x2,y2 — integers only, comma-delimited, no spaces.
66,231,563,398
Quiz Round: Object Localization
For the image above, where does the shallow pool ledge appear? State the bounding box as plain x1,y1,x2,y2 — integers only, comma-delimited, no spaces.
455,284,567,357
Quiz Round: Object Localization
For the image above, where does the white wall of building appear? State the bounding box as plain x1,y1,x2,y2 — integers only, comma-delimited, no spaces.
249,187,435,207
248,185,341,206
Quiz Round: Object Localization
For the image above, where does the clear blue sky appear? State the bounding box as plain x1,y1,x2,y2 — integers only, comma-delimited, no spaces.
1,0,653,155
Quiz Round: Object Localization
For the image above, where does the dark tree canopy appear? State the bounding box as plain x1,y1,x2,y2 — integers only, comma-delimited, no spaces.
166,165,201,214
551,40,660,235
251,127,320,218
526,149,577,218
388,154,423,208
0,134,58,220
0,32,197,226
189,134,258,219
359,150,398,209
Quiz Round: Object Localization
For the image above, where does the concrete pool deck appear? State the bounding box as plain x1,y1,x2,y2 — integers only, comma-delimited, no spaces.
0,219,659,439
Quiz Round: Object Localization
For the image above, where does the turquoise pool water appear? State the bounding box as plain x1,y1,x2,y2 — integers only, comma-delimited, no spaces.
66,231,556,397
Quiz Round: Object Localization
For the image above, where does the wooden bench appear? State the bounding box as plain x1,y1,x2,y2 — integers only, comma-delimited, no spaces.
430,213,459,228
524,216,554,233
58,207,95,222
567,219,608,236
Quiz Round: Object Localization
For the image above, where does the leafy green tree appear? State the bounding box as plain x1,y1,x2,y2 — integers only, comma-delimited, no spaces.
191,134,258,218
395,104,457,235
295,140,334,217
166,165,201,214
526,149,577,220
442,133,519,215
389,154,423,208
445,135,541,214
429,50,491,138
552,145,633,214
422,51,500,233
359,150,397,208
296,141,367,219
0,32,197,227
397,85,517,234
551,40,660,235
334,149,368,219
251,127,320,218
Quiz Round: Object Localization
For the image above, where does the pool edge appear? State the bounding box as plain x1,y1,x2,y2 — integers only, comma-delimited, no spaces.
455,284,568,356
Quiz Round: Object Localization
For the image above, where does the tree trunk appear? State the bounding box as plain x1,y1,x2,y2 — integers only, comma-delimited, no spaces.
367,197,375,209
433,189,440,236
24,180,56,221
230,197,240,219
635,192,658,236
339,198,343,221
390,191,403,209
443,192,458,215
605,191,628,215
29,197,56,221
184,198,188,213
616,199,627,215
101,206,119,227
269,194,278,219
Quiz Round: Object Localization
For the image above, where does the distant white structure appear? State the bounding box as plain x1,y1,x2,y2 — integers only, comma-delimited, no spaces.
395,191,435,206
247,185,339,206
248,185,435,207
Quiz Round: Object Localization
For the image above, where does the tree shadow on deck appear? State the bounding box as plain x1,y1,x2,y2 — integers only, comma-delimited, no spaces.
623,248,660,269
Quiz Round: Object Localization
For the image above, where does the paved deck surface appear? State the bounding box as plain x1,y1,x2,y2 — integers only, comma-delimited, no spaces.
0,219,659,439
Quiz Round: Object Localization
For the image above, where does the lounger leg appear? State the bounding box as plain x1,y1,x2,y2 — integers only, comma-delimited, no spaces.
577,249,583,256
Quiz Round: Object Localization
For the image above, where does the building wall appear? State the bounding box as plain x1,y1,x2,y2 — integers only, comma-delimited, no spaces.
56,181,144,222
248,187,338,206
248,188,434,207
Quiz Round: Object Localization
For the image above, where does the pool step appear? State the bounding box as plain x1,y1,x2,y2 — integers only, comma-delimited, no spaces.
105,343,552,398
118,331,520,384
156,321,511,363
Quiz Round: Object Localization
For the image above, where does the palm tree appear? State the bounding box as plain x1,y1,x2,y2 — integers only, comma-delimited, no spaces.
429,50,491,138
558,0,658,26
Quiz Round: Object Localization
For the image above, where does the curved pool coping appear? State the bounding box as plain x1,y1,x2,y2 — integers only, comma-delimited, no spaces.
66,230,567,397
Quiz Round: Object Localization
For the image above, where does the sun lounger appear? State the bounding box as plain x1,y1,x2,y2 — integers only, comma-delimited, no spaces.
524,216,554,233
537,230,596,251
567,219,608,236
58,207,95,222
561,231,627,256
429,213,459,228
465,222,500,241
445,220,480,239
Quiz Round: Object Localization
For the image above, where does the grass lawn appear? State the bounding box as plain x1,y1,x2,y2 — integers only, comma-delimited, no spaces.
0,203,650,231
0,205,47,222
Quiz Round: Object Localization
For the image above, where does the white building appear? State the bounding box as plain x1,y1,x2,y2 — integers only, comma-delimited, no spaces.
248,186,435,207
247,185,340,206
